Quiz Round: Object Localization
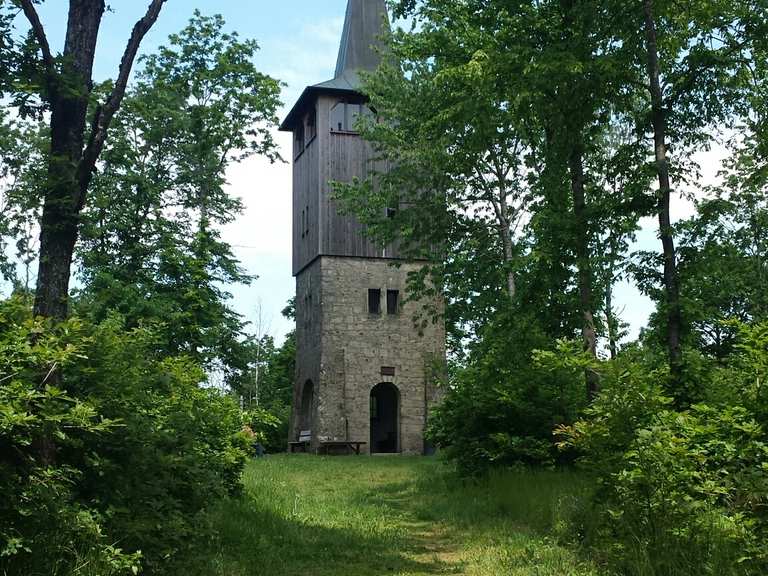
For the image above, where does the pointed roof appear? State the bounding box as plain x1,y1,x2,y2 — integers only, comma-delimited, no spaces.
280,0,390,131
335,0,389,85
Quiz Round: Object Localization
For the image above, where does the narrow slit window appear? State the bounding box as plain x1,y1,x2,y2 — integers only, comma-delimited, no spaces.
386,290,399,315
294,124,305,157
306,108,317,143
368,289,381,315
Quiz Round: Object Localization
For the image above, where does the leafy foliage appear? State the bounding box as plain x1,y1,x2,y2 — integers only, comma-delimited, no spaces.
427,313,588,475
556,323,768,575
76,11,282,389
0,296,250,575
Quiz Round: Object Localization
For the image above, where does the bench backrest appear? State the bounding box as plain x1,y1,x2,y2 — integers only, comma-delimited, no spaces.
299,430,311,443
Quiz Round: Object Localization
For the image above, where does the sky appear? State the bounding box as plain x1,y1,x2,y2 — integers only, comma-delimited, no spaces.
9,1,726,345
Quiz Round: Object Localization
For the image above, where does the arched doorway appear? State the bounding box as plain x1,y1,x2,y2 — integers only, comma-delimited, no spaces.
299,380,314,431
370,383,399,453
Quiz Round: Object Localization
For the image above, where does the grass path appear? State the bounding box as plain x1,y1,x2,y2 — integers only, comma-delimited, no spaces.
194,455,599,576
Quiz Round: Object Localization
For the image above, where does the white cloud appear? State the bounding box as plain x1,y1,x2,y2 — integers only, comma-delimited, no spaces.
220,16,346,343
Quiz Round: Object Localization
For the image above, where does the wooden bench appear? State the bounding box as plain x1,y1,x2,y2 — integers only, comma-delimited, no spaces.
288,430,312,453
317,441,367,455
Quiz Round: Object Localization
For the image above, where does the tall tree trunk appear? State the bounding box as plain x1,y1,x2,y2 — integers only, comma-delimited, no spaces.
752,210,766,317
605,280,618,360
485,171,517,304
22,0,167,320
33,0,105,320
643,0,684,387
20,0,166,466
568,145,600,399
496,190,517,303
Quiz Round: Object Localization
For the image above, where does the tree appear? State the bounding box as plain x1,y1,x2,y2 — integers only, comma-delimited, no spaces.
520,0,637,397
613,0,757,395
240,300,296,452
15,0,167,320
641,0,684,384
672,144,768,359
353,0,640,397
334,1,552,352
0,116,46,288
76,12,282,385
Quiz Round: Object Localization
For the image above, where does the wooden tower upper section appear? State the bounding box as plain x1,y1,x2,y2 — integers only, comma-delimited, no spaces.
280,0,398,276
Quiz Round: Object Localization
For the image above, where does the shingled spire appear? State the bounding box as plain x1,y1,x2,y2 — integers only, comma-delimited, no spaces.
281,0,391,130
334,0,389,84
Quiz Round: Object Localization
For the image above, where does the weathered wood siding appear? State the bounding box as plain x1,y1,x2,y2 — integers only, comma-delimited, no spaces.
319,94,399,263
292,106,321,276
293,93,403,276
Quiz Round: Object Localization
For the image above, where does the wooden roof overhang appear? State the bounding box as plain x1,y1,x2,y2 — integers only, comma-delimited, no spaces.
281,0,388,132
280,71,370,133
279,87,354,132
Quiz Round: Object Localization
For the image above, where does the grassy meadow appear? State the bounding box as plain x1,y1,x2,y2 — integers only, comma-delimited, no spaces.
189,456,598,576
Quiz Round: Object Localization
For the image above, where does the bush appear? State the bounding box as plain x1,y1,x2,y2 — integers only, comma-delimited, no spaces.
558,323,768,576
0,296,249,575
243,404,286,453
427,324,588,475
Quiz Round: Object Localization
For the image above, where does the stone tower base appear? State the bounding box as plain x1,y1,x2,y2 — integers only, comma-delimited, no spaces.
291,257,445,455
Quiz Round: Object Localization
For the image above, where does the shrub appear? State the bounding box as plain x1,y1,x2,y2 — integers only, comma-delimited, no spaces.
243,405,285,453
558,324,768,576
428,330,588,475
0,296,140,575
0,297,249,574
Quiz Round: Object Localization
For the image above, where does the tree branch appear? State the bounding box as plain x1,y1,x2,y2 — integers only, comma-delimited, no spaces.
18,0,55,71
77,0,168,206
666,39,749,109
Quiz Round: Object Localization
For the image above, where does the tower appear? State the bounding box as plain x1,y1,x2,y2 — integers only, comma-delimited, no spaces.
280,0,445,455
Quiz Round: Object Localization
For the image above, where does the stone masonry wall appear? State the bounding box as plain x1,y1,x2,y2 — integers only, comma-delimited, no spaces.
291,258,322,444
315,256,445,455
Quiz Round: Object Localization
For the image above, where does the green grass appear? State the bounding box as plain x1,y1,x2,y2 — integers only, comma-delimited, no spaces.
189,455,599,576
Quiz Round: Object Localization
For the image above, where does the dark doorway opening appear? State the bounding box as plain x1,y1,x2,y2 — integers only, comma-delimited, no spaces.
299,380,314,432
370,382,399,453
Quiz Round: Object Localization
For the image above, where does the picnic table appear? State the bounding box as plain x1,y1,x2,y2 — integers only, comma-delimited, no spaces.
289,431,367,455
317,440,367,455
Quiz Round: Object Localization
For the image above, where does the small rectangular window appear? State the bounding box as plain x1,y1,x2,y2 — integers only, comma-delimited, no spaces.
305,204,310,236
386,290,399,315
368,289,381,315
295,124,305,157
306,108,317,143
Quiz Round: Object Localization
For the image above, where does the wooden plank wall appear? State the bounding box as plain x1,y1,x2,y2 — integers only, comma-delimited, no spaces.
293,93,401,277
318,94,399,262
292,109,321,276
